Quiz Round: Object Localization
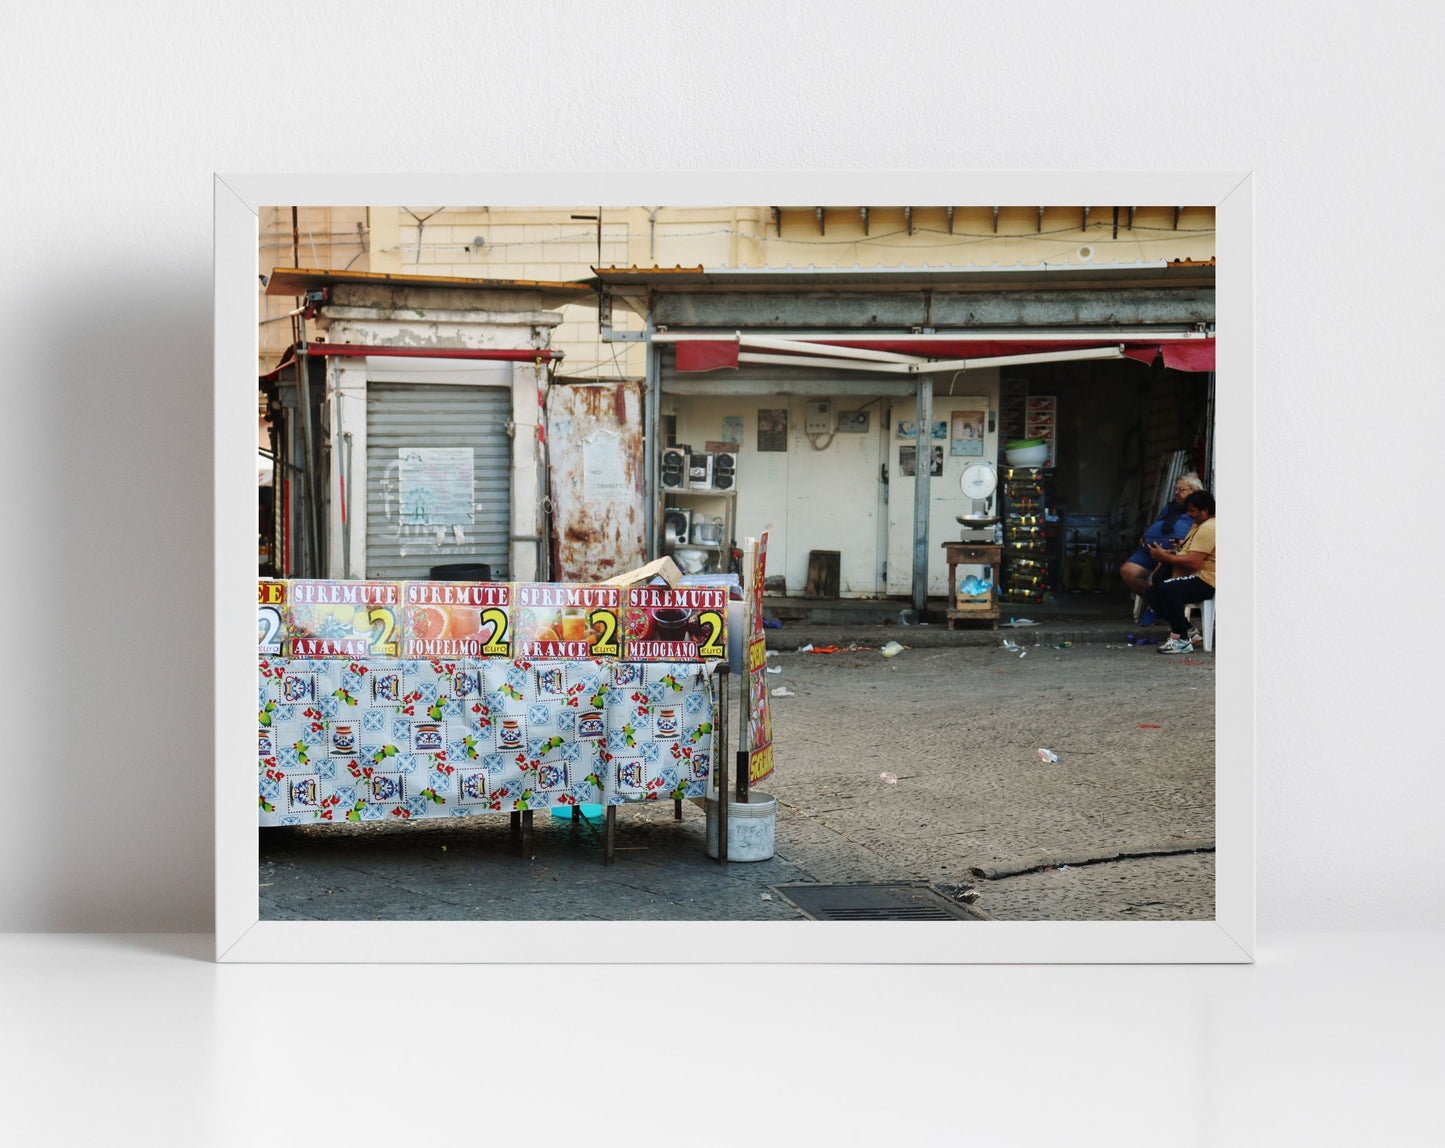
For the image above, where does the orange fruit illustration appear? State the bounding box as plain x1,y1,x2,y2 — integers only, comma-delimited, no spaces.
409,604,448,641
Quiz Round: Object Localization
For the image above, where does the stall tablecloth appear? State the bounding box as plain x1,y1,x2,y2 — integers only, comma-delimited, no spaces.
258,658,714,826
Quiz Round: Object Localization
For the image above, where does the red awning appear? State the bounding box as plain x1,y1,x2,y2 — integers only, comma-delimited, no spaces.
675,340,743,372
674,336,1213,373
1160,340,1216,372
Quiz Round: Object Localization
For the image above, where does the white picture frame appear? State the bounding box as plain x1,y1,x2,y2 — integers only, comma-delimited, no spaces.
216,171,1253,963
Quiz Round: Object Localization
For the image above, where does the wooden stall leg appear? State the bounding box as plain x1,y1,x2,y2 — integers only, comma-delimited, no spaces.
520,809,534,860
572,804,582,822
509,810,521,854
673,798,683,820
604,804,616,865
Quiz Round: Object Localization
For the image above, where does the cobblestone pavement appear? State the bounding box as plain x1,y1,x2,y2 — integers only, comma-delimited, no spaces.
260,627,1214,922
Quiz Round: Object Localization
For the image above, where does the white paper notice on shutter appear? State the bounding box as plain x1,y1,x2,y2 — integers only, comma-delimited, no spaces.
397,448,475,525
581,431,628,501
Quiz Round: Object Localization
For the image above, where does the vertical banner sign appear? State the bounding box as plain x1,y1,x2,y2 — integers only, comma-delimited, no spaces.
745,533,774,784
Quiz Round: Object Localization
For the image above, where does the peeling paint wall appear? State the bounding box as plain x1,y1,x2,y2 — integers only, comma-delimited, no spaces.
547,381,646,580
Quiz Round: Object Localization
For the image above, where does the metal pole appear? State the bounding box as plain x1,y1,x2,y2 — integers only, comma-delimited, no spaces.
715,665,729,863
295,351,323,577
912,375,933,614
644,321,659,560
341,430,353,579
1205,370,1216,492
736,649,750,804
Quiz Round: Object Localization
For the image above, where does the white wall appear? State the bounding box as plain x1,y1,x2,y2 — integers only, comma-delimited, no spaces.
672,393,892,595
3,3,1442,935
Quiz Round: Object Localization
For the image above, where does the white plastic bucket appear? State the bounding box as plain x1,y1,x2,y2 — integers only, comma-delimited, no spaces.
705,791,777,861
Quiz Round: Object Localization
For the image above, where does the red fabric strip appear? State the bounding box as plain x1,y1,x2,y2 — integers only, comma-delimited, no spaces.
675,339,740,372
1161,340,1216,372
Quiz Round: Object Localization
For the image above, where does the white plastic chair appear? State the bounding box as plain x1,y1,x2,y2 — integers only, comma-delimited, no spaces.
1184,598,1216,652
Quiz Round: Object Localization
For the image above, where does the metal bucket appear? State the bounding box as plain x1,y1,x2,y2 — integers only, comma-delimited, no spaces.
705,791,777,861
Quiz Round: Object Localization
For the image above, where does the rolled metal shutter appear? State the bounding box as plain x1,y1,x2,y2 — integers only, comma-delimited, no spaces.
365,382,512,580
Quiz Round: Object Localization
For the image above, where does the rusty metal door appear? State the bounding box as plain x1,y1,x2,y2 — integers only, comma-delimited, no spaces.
547,381,646,581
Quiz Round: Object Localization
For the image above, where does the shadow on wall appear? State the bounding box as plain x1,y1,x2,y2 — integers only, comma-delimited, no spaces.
13,268,215,931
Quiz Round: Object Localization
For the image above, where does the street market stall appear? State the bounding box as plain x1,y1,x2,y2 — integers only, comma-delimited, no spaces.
258,576,728,862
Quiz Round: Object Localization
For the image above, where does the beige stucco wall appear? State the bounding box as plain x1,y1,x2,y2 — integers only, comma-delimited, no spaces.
258,206,370,374
346,204,1217,380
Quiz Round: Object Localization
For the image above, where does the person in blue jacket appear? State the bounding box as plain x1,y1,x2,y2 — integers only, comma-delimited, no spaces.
1121,472,1203,601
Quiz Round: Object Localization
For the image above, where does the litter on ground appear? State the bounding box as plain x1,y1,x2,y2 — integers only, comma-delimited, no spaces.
1001,618,1041,627
879,771,898,784
770,687,796,697
881,640,907,657
1037,748,1059,763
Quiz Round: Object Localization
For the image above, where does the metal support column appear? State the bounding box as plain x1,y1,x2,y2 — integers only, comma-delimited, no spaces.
912,375,933,614
644,322,659,560
736,650,750,804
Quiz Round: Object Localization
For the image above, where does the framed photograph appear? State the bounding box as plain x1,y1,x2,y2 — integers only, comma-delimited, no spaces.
217,173,1253,964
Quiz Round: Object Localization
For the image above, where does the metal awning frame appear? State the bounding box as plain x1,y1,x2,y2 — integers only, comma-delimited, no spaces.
651,330,1216,374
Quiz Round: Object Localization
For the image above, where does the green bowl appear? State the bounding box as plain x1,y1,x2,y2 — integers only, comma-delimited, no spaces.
1004,437,1044,450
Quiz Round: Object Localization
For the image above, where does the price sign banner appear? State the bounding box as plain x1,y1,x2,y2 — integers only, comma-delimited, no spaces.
402,581,512,659
284,581,402,658
622,585,728,662
512,583,622,660
258,580,289,656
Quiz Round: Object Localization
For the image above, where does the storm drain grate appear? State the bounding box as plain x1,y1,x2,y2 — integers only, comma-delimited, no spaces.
771,883,978,922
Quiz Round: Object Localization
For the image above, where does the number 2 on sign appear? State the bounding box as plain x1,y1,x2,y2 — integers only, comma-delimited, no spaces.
696,610,725,659
480,607,511,657
588,609,620,657
366,606,398,656
258,606,282,651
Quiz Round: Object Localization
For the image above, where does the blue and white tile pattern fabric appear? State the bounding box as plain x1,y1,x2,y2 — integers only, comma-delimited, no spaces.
257,658,713,826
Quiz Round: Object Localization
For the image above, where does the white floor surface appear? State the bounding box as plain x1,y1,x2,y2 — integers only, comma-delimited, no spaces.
2,931,1440,1147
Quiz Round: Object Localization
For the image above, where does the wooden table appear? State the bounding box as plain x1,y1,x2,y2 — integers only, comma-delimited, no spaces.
941,541,1002,629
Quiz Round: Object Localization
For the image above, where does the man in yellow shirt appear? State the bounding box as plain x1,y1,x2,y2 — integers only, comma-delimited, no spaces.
1144,491,1215,654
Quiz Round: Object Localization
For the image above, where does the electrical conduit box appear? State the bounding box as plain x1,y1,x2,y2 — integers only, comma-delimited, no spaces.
805,399,832,434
